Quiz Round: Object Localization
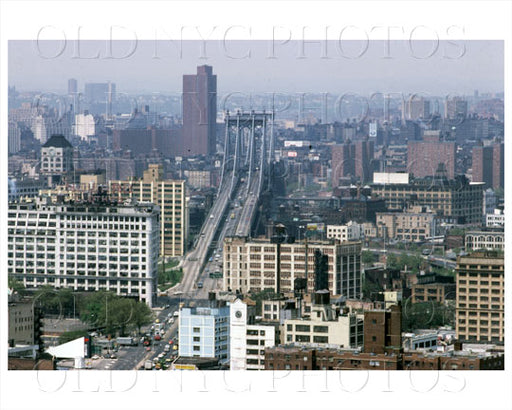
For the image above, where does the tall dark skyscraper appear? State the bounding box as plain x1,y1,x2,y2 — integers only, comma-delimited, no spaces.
182,65,217,156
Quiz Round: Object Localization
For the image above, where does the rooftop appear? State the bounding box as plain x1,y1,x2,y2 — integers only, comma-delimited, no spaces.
42,134,72,149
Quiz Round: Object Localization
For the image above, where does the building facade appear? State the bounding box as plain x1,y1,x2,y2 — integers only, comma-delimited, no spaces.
464,230,504,252
41,134,74,176
455,252,504,343
407,136,456,179
282,303,364,348
486,209,504,228
223,237,362,297
7,197,160,306
178,305,230,362
375,205,435,242
472,142,504,189
109,164,187,257
229,299,276,370
326,221,364,242
371,176,484,224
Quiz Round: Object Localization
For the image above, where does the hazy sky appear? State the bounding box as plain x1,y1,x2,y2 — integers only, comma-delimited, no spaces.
9,40,503,95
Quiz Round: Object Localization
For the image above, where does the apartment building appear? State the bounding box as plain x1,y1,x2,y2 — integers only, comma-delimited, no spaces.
456,252,504,343
223,237,362,297
7,196,160,306
109,164,187,257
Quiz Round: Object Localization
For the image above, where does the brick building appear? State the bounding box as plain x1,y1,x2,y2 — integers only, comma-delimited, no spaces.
407,133,456,179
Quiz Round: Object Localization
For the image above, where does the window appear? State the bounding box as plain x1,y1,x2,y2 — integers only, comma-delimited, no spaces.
295,324,310,332
193,337,200,342
193,327,200,333
313,326,329,333
193,346,200,351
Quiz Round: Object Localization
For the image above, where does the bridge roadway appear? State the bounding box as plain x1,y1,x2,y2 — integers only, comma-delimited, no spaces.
234,175,260,237
174,177,235,295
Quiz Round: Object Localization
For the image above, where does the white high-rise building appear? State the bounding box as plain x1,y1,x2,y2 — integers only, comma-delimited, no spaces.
31,115,47,144
7,197,160,306
74,113,96,141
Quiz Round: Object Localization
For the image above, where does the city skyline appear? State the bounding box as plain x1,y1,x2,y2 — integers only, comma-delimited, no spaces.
8,40,504,95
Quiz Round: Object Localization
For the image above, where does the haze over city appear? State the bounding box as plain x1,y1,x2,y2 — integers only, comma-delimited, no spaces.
9,40,504,94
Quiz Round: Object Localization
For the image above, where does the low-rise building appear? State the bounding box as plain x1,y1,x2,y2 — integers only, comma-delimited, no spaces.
465,230,504,251
411,273,456,304
326,221,364,242
282,292,364,348
376,205,435,242
485,208,504,227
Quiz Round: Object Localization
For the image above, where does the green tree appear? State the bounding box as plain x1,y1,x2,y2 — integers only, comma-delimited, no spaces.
132,301,154,335
402,300,455,332
361,279,382,300
8,276,26,296
362,251,376,265
386,253,399,270
59,330,89,344
79,291,153,336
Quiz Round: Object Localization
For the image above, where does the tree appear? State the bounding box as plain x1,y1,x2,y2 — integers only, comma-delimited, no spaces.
8,276,26,296
362,251,376,265
402,300,455,332
59,330,89,344
386,253,399,270
132,301,154,335
79,291,153,336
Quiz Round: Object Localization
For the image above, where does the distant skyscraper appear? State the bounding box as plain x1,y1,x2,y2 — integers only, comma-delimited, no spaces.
444,97,468,120
405,97,430,120
68,78,77,95
84,82,115,117
182,65,217,156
